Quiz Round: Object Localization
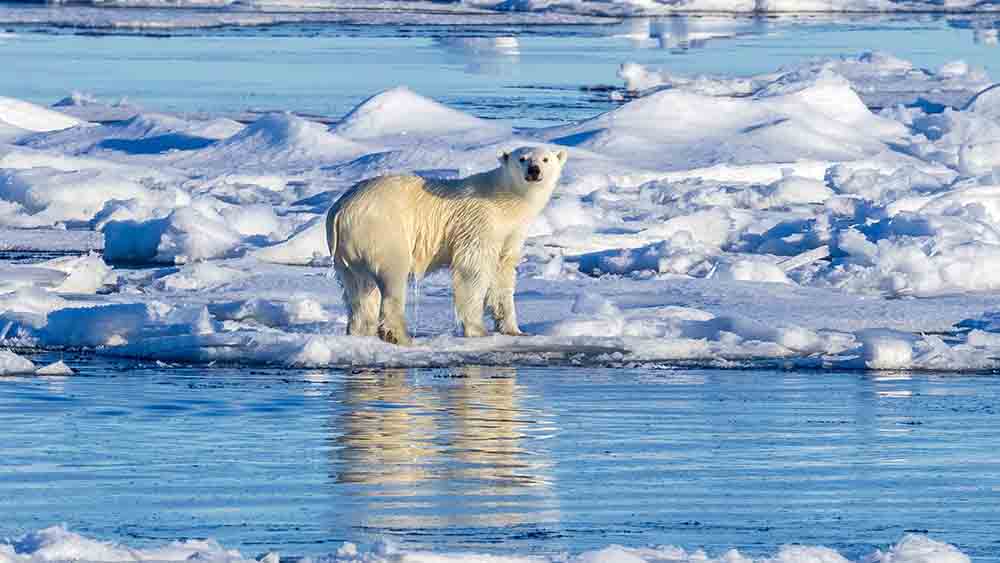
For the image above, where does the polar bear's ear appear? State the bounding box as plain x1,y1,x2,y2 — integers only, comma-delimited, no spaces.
556,149,568,163
498,150,510,163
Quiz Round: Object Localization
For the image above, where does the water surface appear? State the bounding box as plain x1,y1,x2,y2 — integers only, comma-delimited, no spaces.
1,14,999,125
2,358,999,560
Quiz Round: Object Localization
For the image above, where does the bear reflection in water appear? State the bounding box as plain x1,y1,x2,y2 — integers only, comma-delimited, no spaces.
330,366,559,529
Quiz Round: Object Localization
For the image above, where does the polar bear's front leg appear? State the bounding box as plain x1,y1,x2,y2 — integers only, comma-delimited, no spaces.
487,250,523,336
452,246,497,338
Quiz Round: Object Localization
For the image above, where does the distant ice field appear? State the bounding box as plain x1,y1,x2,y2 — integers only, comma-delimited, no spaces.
1,360,997,561
0,13,998,124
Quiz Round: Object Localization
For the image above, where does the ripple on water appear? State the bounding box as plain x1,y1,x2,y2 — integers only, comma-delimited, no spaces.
1,360,999,560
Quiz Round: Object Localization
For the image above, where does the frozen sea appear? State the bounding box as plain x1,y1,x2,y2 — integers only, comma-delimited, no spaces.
4,5,1000,563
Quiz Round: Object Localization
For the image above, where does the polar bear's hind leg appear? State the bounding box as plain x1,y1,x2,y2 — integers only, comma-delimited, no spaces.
340,266,381,338
375,260,413,347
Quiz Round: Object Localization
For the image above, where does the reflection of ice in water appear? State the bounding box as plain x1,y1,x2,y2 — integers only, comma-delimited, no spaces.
651,16,768,50
332,366,558,529
436,36,520,56
945,16,1000,46
975,28,999,46
610,16,769,50
609,17,657,46
433,36,520,75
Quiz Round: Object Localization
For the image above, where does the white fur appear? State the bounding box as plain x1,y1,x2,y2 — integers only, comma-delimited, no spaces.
326,146,568,345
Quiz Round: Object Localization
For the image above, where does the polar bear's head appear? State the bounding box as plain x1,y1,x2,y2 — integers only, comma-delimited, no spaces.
499,146,568,194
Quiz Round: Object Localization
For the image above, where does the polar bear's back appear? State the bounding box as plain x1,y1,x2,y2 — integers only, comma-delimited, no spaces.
330,168,535,277
331,173,473,276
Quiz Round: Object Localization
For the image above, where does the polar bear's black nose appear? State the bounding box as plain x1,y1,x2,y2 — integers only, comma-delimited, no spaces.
526,164,542,181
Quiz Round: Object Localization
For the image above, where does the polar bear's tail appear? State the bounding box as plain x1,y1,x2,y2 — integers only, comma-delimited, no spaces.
325,205,338,257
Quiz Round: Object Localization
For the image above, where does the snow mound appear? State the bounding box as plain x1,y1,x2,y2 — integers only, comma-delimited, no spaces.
335,86,511,143
193,112,366,166
21,112,243,155
548,71,904,170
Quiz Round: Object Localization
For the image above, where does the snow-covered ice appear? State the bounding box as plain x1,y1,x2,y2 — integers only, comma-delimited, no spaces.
0,526,972,563
4,52,1000,370
618,52,992,109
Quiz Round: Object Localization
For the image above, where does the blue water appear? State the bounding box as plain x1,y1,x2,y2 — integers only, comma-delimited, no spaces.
1,14,999,125
2,356,999,560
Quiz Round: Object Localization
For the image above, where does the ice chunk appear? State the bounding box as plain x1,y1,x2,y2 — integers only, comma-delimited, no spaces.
711,259,791,284
0,96,82,132
252,215,328,265
0,166,156,226
154,261,247,291
862,335,914,370
103,207,242,264
35,360,74,376
0,350,35,375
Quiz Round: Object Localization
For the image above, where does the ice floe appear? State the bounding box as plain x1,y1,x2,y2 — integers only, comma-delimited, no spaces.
3,53,1000,370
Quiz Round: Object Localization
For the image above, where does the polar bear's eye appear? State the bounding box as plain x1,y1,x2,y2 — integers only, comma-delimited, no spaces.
543,158,549,163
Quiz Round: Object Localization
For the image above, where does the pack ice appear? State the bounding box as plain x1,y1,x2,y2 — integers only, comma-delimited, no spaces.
4,54,1000,371
0,525,973,563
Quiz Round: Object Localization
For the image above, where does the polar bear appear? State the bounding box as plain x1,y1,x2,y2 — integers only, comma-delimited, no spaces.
326,146,568,345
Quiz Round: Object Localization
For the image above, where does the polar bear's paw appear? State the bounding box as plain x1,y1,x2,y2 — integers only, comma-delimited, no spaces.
378,325,412,347
500,327,527,337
